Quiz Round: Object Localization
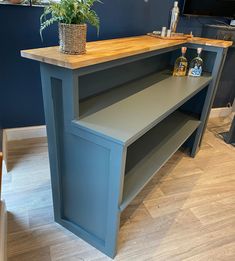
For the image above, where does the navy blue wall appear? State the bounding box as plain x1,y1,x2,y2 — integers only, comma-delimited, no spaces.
0,0,225,128
0,5,58,129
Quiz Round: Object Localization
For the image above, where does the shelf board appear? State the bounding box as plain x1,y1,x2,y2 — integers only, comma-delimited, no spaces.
76,71,211,145
79,71,170,118
119,111,201,212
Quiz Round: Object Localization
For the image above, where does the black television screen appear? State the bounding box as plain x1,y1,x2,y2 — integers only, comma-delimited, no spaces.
183,0,235,18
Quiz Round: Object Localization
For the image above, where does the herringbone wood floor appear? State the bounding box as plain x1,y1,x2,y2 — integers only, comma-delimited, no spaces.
2,117,235,261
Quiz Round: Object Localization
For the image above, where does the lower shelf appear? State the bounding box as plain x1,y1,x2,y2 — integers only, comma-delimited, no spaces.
119,111,201,211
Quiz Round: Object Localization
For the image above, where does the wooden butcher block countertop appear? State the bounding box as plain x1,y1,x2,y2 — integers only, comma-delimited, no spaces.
21,35,233,70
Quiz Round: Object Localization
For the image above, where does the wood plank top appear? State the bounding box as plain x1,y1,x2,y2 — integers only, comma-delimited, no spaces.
187,37,233,48
21,35,233,69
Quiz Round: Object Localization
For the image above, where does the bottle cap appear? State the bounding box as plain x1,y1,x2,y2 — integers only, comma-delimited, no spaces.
174,1,178,7
167,29,171,37
181,47,187,54
197,48,202,54
161,27,167,37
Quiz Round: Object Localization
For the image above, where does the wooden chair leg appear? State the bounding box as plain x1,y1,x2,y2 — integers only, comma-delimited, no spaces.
0,152,2,198
2,130,9,173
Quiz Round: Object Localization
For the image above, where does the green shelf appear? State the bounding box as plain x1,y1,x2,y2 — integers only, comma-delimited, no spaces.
120,111,201,211
77,71,211,146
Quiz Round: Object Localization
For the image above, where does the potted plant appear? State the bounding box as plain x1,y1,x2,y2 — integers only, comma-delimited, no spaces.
40,0,101,55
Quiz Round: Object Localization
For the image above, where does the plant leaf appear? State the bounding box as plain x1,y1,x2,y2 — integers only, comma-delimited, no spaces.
39,0,101,41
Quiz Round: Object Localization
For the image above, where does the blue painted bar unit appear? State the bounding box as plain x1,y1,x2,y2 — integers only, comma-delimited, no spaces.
21,36,231,258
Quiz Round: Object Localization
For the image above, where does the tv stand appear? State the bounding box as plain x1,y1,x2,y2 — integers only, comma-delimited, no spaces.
21,36,232,258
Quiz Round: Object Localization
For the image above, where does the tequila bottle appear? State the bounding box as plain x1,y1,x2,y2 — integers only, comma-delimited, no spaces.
173,47,188,77
188,48,203,77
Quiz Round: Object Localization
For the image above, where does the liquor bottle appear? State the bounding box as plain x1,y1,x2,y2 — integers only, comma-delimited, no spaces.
173,47,188,77
188,48,203,77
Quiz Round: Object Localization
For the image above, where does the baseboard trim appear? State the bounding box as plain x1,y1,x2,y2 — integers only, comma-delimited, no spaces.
3,126,46,172
209,107,232,119
5,125,46,141
0,200,7,261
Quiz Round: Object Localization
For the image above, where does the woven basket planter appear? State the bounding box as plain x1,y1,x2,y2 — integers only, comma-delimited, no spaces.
59,23,87,55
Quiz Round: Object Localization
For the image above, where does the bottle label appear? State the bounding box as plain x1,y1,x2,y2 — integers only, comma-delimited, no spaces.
188,65,202,77
174,61,188,76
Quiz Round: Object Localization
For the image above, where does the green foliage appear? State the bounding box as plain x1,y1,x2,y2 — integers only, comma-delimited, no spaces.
40,0,101,40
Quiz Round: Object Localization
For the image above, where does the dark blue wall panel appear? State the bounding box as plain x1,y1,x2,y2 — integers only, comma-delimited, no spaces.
0,0,225,128
0,5,58,129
